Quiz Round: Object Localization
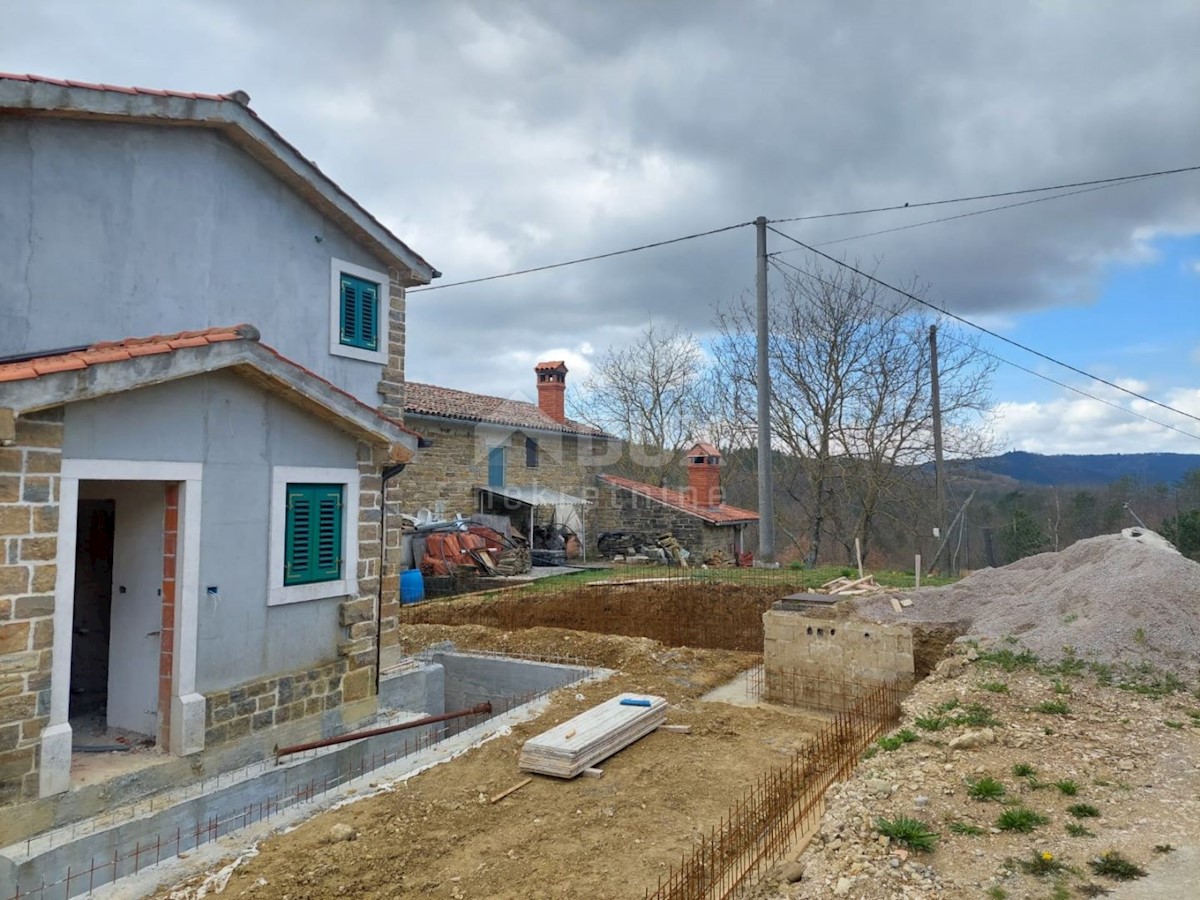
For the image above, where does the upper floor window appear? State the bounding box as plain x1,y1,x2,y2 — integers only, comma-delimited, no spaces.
330,258,389,364
525,437,539,468
488,446,506,487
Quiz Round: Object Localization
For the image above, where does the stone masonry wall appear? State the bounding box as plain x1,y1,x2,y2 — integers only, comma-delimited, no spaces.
376,271,406,419
0,408,63,804
204,657,346,748
336,440,386,700
763,609,914,711
590,483,743,559
400,421,604,519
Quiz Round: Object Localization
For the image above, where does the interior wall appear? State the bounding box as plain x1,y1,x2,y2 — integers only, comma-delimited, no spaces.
69,499,114,718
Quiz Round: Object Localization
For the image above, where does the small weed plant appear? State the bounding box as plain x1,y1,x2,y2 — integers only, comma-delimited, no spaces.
1088,850,1147,881
915,715,948,731
985,886,1008,900
1036,699,1072,715
996,806,1048,833
1068,803,1100,819
980,680,1010,693
1054,779,1079,796
948,821,985,836
967,776,1007,801
955,702,1001,727
936,697,961,713
1012,762,1036,777
979,647,1040,671
1014,850,1066,877
1065,822,1095,837
1153,844,1175,854
1053,679,1072,695
877,728,918,751
876,816,939,852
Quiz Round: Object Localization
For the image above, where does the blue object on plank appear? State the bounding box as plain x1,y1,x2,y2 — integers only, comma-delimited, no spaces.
620,698,652,707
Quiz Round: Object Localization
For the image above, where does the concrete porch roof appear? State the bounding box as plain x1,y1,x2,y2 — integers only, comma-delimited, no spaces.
0,325,419,459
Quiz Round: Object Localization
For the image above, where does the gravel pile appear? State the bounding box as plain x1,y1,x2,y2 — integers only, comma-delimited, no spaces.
851,531,1200,677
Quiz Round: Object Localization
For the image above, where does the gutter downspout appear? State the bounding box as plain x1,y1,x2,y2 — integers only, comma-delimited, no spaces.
376,462,406,693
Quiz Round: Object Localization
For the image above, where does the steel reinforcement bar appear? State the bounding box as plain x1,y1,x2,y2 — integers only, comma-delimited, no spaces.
645,677,905,900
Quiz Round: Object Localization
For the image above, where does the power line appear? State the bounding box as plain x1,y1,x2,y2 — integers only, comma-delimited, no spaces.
767,255,1200,442
768,164,1200,224
772,178,1151,253
409,221,753,293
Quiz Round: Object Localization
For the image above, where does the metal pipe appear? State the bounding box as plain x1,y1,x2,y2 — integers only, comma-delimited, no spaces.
274,701,492,761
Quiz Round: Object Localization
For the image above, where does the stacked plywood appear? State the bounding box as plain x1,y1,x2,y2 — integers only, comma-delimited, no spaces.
519,693,668,778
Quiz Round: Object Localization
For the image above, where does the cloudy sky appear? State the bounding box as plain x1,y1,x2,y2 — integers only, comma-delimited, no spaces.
5,0,1199,455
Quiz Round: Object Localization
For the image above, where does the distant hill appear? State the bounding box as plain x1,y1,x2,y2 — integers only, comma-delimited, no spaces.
965,451,1200,486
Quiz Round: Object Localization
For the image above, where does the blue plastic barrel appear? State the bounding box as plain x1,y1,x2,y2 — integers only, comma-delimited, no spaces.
400,568,425,604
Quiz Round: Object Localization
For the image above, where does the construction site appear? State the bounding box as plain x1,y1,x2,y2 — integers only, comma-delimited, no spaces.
3,529,1199,899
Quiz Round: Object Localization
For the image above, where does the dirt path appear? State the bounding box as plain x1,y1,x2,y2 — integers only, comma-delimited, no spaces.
152,626,827,900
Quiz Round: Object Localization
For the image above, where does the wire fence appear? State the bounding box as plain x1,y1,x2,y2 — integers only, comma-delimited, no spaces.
5,655,597,900
645,676,905,900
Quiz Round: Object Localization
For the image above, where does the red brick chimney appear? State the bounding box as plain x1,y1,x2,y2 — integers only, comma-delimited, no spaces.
686,442,723,508
535,360,568,423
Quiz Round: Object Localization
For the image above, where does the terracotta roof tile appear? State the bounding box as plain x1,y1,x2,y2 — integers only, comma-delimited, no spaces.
0,71,237,101
534,360,567,371
598,474,759,525
688,442,721,458
0,325,256,384
405,382,607,437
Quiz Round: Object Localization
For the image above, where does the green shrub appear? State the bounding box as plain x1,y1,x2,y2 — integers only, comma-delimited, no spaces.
979,647,1040,671
955,702,1001,727
914,715,948,731
936,697,961,713
980,680,1010,693
966,776,1007,801
948,821,985,835
1036,699,1072,715
1054,779,1079,796
877,728,918,751
1065,822,1095,837
1068,803,1100,819
876,815,939,852
996,806,1048,833
1012,762,1036,777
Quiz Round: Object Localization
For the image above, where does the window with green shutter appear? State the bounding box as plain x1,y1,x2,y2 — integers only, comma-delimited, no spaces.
284,484,344,586
339,273,380,351
488,446,506,487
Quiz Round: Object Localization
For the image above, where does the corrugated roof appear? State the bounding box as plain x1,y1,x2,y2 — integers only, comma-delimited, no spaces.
405,382,609,437
477,485,592,506
597,474,759,525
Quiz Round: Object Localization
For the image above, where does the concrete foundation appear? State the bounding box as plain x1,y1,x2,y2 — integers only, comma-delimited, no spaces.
1,652,598,898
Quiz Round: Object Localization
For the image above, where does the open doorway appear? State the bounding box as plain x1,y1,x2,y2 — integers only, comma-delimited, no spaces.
70,481,166,753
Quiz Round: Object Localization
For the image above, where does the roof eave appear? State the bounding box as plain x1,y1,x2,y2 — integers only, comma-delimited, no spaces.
403,410,612,440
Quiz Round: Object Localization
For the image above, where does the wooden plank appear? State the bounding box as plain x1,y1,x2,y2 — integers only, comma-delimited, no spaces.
581,767,604,778
490,777,533,804
519,693,668,778
659,724,692,734
831,575,876,594
890,598,903,613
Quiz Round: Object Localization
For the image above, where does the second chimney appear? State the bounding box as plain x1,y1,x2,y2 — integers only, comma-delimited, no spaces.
686,442,723,508
535,360,568,423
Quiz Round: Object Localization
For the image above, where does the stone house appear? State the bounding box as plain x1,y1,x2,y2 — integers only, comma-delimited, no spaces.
402,362,612,544
0,74,435,817
594,444,759,559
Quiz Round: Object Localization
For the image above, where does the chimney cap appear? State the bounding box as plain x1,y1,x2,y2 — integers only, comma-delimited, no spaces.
534,360,568,373
686,441,721,461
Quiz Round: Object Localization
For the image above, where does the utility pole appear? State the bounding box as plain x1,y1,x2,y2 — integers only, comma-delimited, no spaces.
755,216,776,565
929,324,946,571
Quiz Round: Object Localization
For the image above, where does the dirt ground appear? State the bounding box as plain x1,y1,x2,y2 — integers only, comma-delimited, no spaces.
153,625,828,900
765,647,1200,899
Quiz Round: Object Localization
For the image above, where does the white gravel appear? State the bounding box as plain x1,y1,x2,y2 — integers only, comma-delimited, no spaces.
851,532,1200,677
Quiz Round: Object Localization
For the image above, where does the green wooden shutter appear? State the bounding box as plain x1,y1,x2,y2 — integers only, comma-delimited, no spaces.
285,484,343,585
339,274,380,351
488,447,505,487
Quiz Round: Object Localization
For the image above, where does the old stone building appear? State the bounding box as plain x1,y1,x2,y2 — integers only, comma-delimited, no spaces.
593,444,759,560
402,362,613,541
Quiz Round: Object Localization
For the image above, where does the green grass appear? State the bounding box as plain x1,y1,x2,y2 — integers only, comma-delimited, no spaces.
1054,779,1079,796
935,697,961,713
914,715,948,731
1088,850,1147,881
985,887,1008,900
948,821,985,836
877,728,918,751
996,806,1049,833
954,702,1001,727
1053,679,1072,695
1068,803,1101,819
1036,699,1072,715
966,776,1007,801
1066,822,1095,837
1164,720,1185,729
1012,762,1036,777
978,647,1040,672
979,680,1010,693
876,815,939,852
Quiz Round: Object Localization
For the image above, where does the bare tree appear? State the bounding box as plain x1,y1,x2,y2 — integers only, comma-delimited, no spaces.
712,259,995,565
572,323,708,485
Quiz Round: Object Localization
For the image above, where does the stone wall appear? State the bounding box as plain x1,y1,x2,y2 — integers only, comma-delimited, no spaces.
338,440,385,691
204,657,347,748
591,482,744,559
763,608,914,711
376,271,406,419
0,408,63,804
400,420,604,518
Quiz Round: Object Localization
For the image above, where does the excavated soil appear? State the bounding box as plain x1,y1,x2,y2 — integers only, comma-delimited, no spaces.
852,533,1200,678
152,626,828,900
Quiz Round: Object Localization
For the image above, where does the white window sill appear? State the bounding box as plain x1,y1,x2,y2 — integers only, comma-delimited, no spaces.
330,342,387,365
268,578,357,607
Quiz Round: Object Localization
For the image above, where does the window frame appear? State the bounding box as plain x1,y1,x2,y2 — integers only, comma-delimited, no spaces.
525,436,539,468
329,258,389,365
269,466,360,606
487,446,506,487
283,483,345,586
